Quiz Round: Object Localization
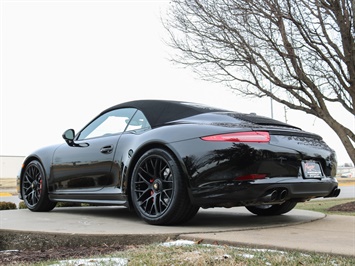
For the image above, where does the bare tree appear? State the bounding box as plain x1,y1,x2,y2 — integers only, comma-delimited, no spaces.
164,0,355,164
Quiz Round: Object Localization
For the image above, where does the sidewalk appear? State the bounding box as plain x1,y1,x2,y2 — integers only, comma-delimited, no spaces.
180,214,355,256
1,206,354,257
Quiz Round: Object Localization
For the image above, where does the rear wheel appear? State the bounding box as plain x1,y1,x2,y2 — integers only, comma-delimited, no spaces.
21,160,56,212
130,148,198,225
245,201,297,216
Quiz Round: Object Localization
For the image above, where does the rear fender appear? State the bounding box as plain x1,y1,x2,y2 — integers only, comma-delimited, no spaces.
123,142,193,201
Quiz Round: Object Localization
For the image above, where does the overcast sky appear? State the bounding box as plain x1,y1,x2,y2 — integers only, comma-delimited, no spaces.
0,0,353,165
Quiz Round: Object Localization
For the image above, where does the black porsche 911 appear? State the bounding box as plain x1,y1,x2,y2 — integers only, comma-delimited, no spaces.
17,100,340,225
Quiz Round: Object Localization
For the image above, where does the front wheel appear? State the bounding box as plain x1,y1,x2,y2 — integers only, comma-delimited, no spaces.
21,160,56,212
245,201,297,216
130,148,198,225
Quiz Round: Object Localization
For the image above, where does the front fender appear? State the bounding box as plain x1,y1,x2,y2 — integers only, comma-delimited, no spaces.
17,144,62,198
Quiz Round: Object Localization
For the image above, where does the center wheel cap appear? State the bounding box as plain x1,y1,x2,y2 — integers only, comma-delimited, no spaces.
152,180,162,191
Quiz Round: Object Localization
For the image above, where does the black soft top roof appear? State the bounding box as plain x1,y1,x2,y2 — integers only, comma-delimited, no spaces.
104,100,226,127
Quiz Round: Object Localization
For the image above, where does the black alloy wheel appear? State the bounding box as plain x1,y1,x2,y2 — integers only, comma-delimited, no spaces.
21,160,56,211
131,148,199,225
245,200,297,216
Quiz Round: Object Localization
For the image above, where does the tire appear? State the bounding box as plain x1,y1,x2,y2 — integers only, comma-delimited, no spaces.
130,148,198,225
245,201,297,216
21,160,56,212
175,204,200,225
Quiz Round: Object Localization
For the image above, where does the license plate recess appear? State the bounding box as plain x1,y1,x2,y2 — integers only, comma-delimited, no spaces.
301,161,324,179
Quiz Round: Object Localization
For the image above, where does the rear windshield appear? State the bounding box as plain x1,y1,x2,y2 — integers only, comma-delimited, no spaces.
226,112,300,129
176,112,299,129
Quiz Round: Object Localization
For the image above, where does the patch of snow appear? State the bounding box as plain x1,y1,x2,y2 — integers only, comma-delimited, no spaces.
252,248,287,254
160,240,196,247
240,253,254,259
51,257,128,266
214,254,232,260
0,250,19,254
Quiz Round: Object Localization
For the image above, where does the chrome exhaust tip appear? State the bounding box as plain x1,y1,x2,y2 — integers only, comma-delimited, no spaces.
325,188,341,198
261,190,278,202
279,189,288,200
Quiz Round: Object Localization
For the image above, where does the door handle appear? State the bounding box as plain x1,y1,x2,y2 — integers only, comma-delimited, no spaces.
100,145,114,154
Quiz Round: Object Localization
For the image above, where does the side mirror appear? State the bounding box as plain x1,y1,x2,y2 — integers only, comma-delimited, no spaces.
62,129,75,146
62,129,89,147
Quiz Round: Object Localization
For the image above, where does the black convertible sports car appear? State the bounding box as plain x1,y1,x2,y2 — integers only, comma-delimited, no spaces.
18,100,340,225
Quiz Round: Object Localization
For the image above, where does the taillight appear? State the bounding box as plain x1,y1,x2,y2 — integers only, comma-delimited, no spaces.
201,131,270,143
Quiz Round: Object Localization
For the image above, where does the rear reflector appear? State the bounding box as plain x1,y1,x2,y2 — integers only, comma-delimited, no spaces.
235,174,267,181
201,131,270,143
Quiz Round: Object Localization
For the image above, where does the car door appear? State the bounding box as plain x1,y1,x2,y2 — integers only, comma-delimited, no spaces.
50,108,137,193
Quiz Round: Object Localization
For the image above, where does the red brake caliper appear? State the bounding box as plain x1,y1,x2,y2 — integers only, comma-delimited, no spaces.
150,179,154,201
39,179,42,196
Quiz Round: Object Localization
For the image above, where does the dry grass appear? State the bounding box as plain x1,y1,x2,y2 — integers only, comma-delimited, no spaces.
296,198,355,216
89,242,355,266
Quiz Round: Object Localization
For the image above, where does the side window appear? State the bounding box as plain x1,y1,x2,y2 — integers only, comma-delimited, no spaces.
126,110,151,131
77,108,136,140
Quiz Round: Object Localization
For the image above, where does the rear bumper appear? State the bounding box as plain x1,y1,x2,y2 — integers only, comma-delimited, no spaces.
190,177,339,208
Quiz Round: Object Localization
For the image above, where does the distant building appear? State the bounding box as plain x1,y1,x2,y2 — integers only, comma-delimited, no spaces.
337,166,355,178
0,156,25,179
